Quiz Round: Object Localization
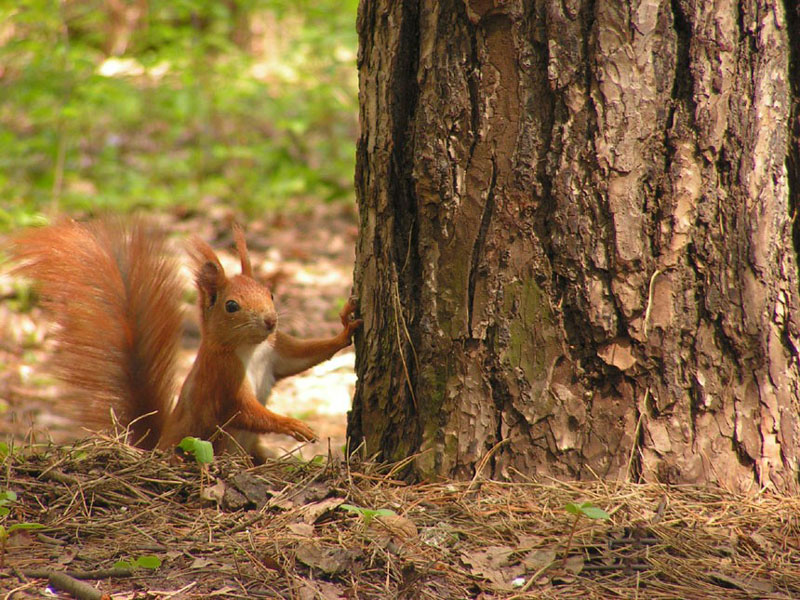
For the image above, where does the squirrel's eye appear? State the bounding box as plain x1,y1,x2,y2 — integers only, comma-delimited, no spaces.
225,300,240,313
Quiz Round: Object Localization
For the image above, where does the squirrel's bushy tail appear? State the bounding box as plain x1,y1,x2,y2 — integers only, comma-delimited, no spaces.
10,218,183,449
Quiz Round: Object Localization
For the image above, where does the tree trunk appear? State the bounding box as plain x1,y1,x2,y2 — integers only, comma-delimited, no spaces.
349,0,800,492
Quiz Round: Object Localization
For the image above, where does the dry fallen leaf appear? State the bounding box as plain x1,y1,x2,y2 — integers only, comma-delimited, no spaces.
709,571,774,595
302,497,345,524
563,554,584,575
288,522,315,537
54,548,77,566
295,540,355,575
230,472,271,507
367,513,418,551
189,557,214,569
521,548,556,571
298,579,346,600
222,486,249,511
420,522,460,549
460,545,523,591
200,479,226,504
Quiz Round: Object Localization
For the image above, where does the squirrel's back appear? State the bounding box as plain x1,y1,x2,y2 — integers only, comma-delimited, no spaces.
10,218,183,448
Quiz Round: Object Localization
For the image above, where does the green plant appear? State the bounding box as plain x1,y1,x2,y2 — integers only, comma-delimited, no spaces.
339,504,396,526
178,436,214,496
306,455,325,468
564,501,610,521
113,555,162,570
0,491,44,567
178,436,214,465
562,501,610,564
0,490,18,518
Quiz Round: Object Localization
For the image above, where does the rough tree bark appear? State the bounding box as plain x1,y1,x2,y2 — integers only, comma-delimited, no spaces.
349,0,800,492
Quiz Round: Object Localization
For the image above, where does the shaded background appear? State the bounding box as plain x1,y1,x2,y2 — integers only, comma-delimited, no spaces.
0,0,358,224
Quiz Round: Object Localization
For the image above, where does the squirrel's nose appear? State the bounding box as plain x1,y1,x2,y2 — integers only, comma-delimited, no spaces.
264,314,277,332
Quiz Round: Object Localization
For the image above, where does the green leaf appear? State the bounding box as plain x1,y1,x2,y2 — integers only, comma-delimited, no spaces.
339,504,363,515
0,507,9,518
72,450,89,461
7,522,44,534
191,440,214,465
579,505,611,520
113,560,133,570
0,491,17,505
339,504,396,525
134,555,162,570
564,501,610,520
178,437,214,465
178,436,199,452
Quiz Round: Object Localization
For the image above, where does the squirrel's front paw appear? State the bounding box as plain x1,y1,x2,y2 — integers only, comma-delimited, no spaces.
340,296,363,342
282,418,317,443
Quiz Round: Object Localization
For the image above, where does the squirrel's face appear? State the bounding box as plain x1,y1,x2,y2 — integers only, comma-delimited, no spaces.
190,227,278,349
204,275,278,347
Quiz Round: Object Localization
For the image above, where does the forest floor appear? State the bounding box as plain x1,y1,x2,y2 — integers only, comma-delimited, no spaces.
1,206,800,599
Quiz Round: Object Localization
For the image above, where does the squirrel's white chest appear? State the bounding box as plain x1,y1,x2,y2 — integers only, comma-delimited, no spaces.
236,341,277,404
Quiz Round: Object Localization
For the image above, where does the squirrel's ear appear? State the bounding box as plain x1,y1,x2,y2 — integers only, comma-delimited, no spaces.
232,223,253,278
188,236,226,308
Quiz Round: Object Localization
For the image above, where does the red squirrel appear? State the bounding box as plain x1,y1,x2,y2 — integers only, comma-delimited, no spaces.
8,217,362,456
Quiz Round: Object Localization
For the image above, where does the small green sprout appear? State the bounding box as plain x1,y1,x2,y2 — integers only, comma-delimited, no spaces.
565,501,610,521
178,437,214,465
307,455,325,468
113,555,162,570
0,442,12,463
562,501,610,565
0,490,17,517
340,504,396,526
0,491,44,567
178,437,214,497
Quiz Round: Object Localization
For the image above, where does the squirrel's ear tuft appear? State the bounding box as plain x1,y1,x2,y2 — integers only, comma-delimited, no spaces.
232,223,253,278
197,261,223,307
188,236,226,308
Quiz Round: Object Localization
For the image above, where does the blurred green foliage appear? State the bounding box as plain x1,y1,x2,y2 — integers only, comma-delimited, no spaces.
0,0,358,229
